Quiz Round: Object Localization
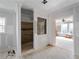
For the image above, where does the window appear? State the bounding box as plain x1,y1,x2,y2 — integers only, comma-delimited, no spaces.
0,17,5,33
61,23,68,34
61,23,73,34
69,23,73,34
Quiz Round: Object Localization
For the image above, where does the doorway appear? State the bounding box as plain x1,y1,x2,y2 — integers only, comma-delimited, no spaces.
21,8,33,52
55,16,74,51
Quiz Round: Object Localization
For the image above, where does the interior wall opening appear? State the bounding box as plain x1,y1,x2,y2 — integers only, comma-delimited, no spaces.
55,16,74,51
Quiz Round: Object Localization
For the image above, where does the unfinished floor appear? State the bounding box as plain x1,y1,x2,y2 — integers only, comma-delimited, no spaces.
22,47,74,59
56,36,74,51
1,46,77,59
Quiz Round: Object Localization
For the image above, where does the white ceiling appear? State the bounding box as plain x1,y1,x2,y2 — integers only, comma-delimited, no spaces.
21,0,79,12
0,0,79,13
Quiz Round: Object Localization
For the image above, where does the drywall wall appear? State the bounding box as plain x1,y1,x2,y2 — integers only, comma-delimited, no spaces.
0,8,16,52
0,2,21,59
34,9,49,49
74,5,79,56
48,15,56,45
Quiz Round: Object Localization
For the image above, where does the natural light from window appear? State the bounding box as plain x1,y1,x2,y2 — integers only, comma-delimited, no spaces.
0,17,5,33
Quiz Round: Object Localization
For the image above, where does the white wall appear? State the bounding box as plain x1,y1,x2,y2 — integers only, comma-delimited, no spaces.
0,8,16,52
74,5,79,56
34,9,49,49
15,4,21,58
0,3,22,59
48,15,56,45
